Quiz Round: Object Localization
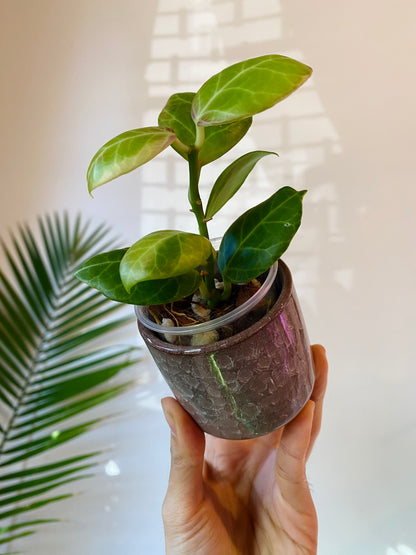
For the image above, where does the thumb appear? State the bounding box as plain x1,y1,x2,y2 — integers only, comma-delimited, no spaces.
274,400,316,513
161,397,206,517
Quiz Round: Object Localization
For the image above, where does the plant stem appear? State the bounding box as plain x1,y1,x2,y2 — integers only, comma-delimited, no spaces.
194,123,205,150
188,149,208,238
187,146,219,303
221,279,232,301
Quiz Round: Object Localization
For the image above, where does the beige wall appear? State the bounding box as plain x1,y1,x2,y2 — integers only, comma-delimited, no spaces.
1,1,415,554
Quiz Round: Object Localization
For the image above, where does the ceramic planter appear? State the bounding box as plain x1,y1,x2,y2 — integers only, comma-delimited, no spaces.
136,260,314,439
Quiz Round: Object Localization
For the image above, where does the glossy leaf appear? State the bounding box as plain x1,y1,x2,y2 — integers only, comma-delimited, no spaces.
75,248,202,305
120,230,213,292
158,92,196,147
87,127,176,193
192,54,312,126
218,187,306,282
75,249,133,303
158,92,252,165
205,151,277,219
199,118,252,166
0,214,140,547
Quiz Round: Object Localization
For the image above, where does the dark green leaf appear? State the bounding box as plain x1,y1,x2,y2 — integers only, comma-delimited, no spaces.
74,249,131,303
192,54,312,126
205,151,277,219
218,187,306,282
74,248,202,305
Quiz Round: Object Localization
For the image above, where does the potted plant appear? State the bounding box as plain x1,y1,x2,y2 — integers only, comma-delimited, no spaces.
75,54,315,439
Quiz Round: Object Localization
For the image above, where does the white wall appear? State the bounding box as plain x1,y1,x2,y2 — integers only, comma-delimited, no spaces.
1,1,415,554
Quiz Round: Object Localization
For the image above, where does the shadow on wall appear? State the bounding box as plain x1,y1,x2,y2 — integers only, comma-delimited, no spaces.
138,0,345,336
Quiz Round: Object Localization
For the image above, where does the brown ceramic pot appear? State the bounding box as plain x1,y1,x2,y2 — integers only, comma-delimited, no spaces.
136,260,314,439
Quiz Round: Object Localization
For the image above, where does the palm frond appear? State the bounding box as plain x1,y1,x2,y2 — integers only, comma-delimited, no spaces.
0,213,140,551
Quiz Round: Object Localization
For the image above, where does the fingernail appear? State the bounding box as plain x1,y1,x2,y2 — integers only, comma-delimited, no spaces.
161,399,177,437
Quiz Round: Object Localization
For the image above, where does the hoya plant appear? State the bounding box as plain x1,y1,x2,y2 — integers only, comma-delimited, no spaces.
76,54,312,309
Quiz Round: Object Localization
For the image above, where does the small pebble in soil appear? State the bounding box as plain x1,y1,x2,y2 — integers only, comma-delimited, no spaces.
162,318,178,344
190,329,219,346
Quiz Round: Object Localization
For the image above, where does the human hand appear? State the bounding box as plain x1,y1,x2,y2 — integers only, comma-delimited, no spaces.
161,344,328,555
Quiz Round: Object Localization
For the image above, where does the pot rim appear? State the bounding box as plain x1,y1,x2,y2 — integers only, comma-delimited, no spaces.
137,259,294,354
135,259,278,336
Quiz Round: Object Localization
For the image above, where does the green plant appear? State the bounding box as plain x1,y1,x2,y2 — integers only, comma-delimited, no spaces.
0,213,139,551
76,54,312,308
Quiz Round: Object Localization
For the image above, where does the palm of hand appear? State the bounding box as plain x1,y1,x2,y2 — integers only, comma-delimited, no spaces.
194,428,316,554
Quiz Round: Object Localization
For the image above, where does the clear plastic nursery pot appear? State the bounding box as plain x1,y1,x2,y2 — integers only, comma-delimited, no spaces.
136,259,314,440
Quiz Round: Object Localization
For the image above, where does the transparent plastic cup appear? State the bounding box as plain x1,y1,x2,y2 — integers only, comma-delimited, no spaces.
135,260,278,347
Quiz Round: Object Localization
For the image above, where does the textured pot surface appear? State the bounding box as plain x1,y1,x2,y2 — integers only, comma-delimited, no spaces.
138,260,314,439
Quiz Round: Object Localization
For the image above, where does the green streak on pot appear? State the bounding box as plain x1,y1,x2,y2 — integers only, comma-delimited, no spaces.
207,353,255,434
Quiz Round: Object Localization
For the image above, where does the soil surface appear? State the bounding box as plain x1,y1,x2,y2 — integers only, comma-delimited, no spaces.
146,272,277,345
